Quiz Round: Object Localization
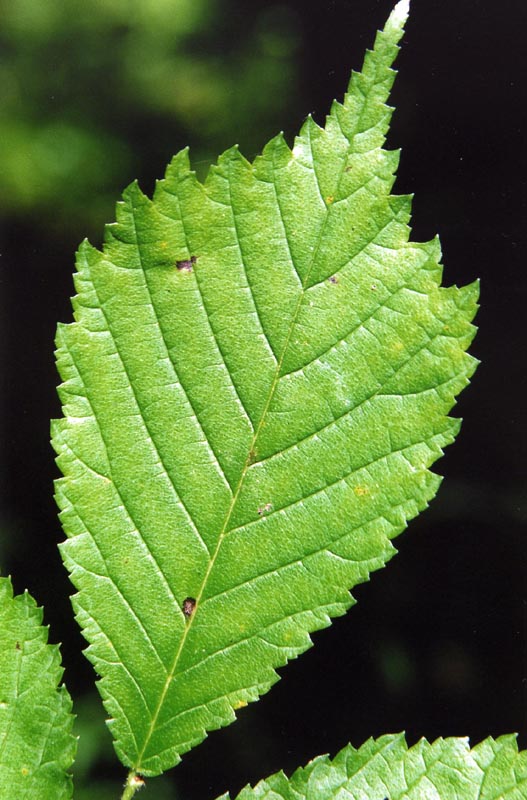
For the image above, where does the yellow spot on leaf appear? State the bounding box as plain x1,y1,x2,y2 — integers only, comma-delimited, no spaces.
354,485,369,497
234,699,248,710
326,195,335,205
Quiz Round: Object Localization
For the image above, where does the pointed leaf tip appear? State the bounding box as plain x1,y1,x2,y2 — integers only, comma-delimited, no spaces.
392,0,410,24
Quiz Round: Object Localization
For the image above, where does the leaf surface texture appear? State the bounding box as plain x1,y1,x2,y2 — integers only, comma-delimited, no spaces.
228,735,527,800
53,0,478,776
0,576,75,799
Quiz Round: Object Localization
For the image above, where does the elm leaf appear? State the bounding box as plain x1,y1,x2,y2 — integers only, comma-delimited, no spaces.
229,735,527,800
53,0,478,777
0,576,76,799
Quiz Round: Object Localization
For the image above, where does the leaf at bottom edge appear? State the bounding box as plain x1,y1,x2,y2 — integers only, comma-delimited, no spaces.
227,734,527,800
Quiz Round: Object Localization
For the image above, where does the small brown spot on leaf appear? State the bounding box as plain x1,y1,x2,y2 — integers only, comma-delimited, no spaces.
328,275,338,285
247,448,257,465
15,641,21,651
176,256,197,272
370,283,377,291
182,597,196,617
257,503,273,516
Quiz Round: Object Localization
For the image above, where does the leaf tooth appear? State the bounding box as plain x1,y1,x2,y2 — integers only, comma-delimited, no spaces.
260,130,292,162
254,131,294,181
202,144,253,193
216,143,253,170
296,113,326,148
165,146,192,179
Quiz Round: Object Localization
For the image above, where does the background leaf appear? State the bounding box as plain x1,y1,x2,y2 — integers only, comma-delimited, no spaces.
0,576,76,800
229,735,527,800
53,1,477,778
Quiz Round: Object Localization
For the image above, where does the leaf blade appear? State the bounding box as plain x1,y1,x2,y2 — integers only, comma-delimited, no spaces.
0,576,76,800
230,735,527,800
53,0,478,776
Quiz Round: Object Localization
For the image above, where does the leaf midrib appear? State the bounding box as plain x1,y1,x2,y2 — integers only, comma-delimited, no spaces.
132,80,375,771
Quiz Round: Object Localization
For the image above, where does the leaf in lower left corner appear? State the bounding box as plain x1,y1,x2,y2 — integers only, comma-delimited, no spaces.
0,576,76,800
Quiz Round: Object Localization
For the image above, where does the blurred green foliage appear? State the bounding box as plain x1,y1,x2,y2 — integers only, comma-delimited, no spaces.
0,0,302,235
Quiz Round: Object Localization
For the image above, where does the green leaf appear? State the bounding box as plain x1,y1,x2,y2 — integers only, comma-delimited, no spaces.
0,576,76,799
53,0,478,777
228,735,527,800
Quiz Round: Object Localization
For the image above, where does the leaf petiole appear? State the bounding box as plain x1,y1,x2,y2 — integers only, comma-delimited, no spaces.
120,772,145,800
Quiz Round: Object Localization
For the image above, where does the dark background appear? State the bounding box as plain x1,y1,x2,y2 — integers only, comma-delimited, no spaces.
1,0,526,797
